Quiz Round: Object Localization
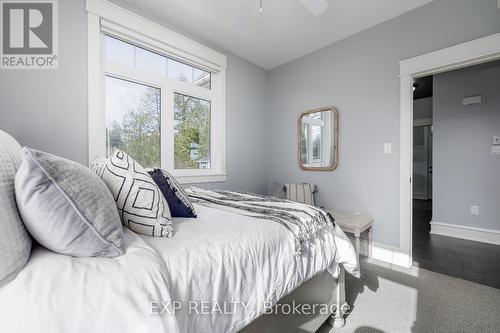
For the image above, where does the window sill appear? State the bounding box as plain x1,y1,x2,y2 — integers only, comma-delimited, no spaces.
175,174,227,184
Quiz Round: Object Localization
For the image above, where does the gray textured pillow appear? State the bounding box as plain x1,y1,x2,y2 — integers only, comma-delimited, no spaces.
15,148,124,258
0,131,31,287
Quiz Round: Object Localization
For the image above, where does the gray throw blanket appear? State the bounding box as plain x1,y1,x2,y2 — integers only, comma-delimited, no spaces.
186,187,335,254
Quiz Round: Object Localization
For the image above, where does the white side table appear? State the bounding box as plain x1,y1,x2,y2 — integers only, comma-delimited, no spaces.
328,209,373,257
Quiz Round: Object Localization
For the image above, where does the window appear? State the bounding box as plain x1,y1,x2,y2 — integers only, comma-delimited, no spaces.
168,59,211,89
103,36,218,175
88,4,227,184
105,36,134,67
105,76,161,168
174,93,211,169
136,47,166,76
104,36,211,90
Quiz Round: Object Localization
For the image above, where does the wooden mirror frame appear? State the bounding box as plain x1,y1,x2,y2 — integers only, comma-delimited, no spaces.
298,106,339,171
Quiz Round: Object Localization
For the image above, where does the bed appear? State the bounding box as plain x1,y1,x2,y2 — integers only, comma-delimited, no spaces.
0,204,358,333
0,131,359,333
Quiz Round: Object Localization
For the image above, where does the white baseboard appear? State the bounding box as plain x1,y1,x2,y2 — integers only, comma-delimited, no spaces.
345,236,411,268
371,242,411,268
430,221,500,245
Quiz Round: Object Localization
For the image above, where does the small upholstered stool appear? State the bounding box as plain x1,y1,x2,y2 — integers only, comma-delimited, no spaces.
328,209,373,257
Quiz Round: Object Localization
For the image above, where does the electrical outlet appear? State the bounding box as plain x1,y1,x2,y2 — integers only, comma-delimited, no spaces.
471,205,480,215
493,136,500,145
492,146,500,155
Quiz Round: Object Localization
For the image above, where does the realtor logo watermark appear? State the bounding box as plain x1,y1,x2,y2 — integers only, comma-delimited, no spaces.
1,0,58,69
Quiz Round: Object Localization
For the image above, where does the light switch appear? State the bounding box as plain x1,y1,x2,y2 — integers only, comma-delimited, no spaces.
384,143,392,154
493,136,500,145
492,146,500,155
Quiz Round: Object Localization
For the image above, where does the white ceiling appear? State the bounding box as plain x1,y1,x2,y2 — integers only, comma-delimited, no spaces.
124,0,433,70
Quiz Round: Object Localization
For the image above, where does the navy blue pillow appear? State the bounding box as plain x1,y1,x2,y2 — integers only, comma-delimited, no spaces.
149,169,197,218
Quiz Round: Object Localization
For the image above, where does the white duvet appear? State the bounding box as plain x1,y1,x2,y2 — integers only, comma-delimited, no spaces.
0,204,358,333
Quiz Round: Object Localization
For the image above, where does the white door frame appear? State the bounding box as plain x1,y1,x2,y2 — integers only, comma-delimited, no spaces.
398,32,500,267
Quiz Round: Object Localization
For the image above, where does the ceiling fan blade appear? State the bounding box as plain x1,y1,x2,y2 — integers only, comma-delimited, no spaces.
297,0,329,16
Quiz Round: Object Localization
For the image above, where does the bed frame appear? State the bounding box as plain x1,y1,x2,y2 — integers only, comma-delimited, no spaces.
240,268,346,333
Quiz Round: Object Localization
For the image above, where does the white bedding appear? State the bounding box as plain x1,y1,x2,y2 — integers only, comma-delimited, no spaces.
0,203,358,333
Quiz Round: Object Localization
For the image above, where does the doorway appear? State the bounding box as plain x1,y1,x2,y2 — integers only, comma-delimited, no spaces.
398,32,500,269
412,125,432,242
410,63,500,289
411,76,433,261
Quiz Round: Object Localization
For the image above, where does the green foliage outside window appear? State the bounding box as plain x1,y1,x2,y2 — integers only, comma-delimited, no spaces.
174,93,211,169
107,88,210,170
107,88,161,168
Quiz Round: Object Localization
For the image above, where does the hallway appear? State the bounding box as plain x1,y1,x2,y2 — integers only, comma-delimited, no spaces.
412,200,500,289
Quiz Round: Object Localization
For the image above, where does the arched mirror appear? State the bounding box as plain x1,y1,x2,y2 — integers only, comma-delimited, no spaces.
298,107,338,171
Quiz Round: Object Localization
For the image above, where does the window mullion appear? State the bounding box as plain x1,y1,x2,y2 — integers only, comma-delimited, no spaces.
209,95,218,173
163,84,175,172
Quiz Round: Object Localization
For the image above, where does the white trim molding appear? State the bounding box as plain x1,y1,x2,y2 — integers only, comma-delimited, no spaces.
399,74,414,268
86,0,226,70
86,0,227,184
400,33,500,78
87,12,104,164
430,222,500,246
399,32,500,267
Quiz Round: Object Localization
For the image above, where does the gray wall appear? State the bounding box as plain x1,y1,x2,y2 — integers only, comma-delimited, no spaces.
414,97,433,121
266,0,500,247
0,0,269,195
213,53,268,194
0,0,88,164
433,64,500,231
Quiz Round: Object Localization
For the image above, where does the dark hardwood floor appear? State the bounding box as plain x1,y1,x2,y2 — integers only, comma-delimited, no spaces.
412,199,500,289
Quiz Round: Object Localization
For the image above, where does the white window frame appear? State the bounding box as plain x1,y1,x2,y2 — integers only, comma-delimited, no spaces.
86,0,227,184
301,114,332,168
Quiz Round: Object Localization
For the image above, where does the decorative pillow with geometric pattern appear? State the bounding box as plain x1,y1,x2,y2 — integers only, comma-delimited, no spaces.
149,169,197,218
99,150,173,238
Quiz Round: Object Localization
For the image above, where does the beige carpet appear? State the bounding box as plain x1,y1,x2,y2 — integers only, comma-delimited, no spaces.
317,258,500,333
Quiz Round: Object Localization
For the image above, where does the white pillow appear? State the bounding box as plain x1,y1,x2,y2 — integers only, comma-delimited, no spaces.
99,150,173,237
